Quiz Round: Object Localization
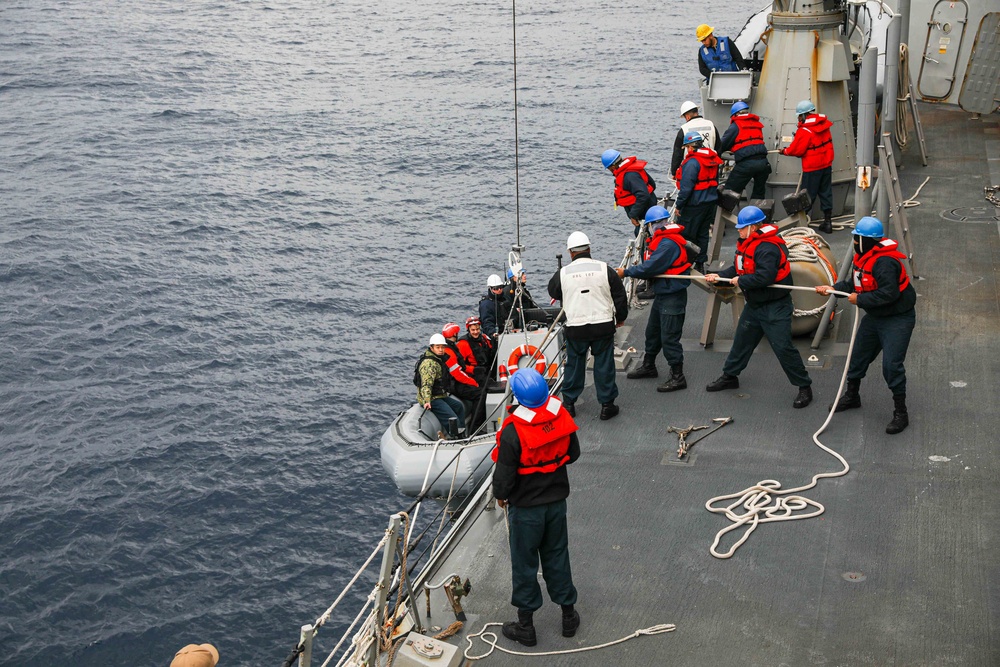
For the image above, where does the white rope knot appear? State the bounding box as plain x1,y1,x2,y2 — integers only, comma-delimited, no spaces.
463,621,676,660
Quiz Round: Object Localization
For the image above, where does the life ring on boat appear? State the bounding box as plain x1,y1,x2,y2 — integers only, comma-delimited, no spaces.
498,344,548,380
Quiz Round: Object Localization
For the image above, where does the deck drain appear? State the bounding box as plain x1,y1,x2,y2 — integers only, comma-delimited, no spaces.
841,571,866,582
940,207,1000,223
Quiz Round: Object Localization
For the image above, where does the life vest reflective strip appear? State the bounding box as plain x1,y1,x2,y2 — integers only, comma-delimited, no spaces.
454,338,478,374
612,157,654,207
497,344,548,381
675,148,723,190
490,397,578,474
700,36,739,72
731,114,765,153
444,345,478,386
735,225,791,281
644,225,692,274
853,239,911,293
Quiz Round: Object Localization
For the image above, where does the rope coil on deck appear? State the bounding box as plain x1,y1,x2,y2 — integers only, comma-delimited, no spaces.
463,622,676,660
703,282,861,559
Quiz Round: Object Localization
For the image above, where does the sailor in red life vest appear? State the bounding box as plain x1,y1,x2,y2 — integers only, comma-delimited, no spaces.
491,368,581,647
616,206,692,392
456,316,494,383
601,149,657,236
675,131,723,273
781,100,836,234
705,206,814,408
815,217,916,434
716,100,772,200
441,322,483,428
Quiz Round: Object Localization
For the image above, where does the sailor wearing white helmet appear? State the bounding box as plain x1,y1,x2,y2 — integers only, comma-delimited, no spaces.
547,232,629,420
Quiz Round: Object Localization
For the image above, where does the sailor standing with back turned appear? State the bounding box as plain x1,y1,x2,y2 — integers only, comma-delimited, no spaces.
548,232,629,420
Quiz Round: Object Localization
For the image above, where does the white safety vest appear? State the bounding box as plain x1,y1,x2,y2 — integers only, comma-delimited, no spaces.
681,116,718,151
560,258,615,328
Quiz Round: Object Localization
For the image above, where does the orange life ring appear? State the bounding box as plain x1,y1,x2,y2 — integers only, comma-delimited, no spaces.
498,344,548,380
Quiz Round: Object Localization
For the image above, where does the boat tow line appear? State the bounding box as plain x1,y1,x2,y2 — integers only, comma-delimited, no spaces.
462,622,676,661
670,416,734,459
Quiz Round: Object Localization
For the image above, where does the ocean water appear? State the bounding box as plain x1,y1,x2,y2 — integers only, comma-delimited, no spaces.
0,1,760,664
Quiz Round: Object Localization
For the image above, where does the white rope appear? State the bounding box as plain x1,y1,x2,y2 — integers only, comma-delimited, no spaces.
463,622,676,661
902,176,931,208
704,284,861,559
322,587,379,667
313,534,389,629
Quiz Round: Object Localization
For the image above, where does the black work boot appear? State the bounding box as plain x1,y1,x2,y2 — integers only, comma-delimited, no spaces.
818,211,833,234
793,385,813,408
657,364,687,392
693,261,705,274
636,280,656,300
562,400,575,417
833,379,862,412
561,605,581,638
502,611,537,647
886,394,909,434
599,402,620,421
627,354,658,379
706,374,739,392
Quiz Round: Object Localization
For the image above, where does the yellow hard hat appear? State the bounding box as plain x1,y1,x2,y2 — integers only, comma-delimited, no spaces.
696,24,714,41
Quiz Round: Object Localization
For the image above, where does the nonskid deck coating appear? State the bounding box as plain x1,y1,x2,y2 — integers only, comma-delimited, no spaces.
424,103,999,666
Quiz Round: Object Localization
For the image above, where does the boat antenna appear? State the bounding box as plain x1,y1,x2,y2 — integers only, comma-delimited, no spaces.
511,0,523,252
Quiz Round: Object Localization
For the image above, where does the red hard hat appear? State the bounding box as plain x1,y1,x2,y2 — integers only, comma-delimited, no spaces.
465,316,482,329
442,322,461,338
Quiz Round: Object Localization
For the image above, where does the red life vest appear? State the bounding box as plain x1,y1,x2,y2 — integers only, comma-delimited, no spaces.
644,224,692,274
443,344,478,387
784,114,834,172
854,239,910,293
491,397,578,475
612,157,654,207
675,148,723,190
454,338,478,375
735,224,791,281
731,113,766,153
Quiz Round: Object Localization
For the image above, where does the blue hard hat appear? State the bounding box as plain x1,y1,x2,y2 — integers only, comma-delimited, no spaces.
506,268,515,279
736,206,767,228
644,205,671,224
795,99,816,115
601,149,622,169
730,100,750,116
854,216,884,238
682,130,704,146
509,367,548,408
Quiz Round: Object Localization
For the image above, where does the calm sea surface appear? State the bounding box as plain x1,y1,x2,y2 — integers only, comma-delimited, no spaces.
0,1,759,664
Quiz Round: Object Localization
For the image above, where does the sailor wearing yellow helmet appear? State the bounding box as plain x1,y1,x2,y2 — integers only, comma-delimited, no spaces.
696,24,747,82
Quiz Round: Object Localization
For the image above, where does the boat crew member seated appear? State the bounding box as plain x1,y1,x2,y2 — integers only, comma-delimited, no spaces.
696,24,747,82
674,130,723,273
815,216,916,434
717,100,772,201
480,273,512,339
704,206,814,408
601,149,657,236
671,101,719,177
617,206,692,392
442,322,484,430
492,368,581,647
780,99,835,234
456,316,494,384
504,269,541,329
547,231,629,420
415,333,466,439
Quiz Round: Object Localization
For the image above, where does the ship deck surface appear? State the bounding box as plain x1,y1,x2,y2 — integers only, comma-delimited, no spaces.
428,103,1000,666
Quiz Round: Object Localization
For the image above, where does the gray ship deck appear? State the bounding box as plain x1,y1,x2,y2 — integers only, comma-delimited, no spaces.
429,103,1000,666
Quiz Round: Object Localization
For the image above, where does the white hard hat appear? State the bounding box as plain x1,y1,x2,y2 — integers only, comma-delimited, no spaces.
487,274,504,288
680,100,698,116
566,231,591,250
429,333,447,346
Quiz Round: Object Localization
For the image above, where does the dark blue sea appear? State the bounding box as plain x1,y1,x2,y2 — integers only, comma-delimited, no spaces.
0,1,758,664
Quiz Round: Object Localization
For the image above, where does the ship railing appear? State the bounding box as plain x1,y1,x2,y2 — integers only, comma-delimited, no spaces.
282,337,567,667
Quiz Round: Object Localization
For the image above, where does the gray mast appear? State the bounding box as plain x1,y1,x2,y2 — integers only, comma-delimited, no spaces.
749,0,858,215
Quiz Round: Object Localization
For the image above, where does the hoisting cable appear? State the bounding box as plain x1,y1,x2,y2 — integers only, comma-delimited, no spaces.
648,273,859,557
510,0,521,248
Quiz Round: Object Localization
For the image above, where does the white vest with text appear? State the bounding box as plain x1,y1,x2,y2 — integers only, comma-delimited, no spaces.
681,116,718,150
560,258,615,328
